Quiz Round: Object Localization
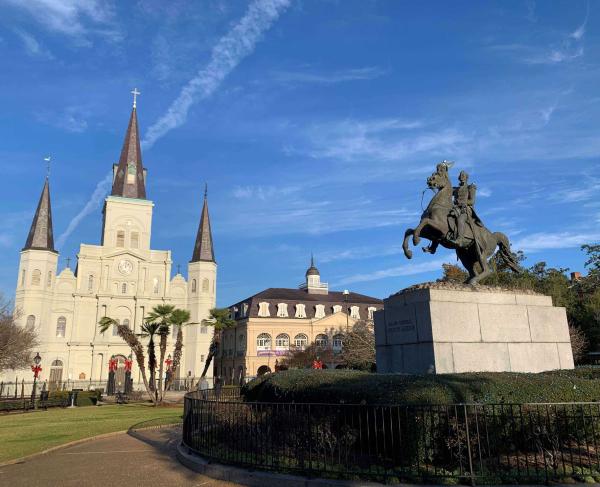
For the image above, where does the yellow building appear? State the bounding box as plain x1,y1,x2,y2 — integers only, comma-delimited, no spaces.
216,259,382,382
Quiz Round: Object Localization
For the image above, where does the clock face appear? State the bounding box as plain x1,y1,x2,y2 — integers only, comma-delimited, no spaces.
118,259,133,275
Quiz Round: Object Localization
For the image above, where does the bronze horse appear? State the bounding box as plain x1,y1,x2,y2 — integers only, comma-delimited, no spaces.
402,164,519,284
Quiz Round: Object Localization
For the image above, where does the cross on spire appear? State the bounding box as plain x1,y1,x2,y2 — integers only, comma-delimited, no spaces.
177,264,181,274
131,88,141,108
65,257,71,269
44,156,51,178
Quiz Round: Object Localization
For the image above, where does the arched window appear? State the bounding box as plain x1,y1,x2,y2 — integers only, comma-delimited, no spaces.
314,304,325,319
191,279,197,293
130,231,139,249
31,269,41,286
121,283,127,294
112,319,120,336
49,359,63,390
256,333,271,350
277,303,288,317
295,304,306,318
47,271,53,288
116,230,125,247
202,278,209,293
56,317,66,338
294,334,308,350
333,334,343,352
21,270,26,286
275,333,289,349
88,274,94,292
122,319,130,329
315,334,328,348
152,277,159,294
26,315,35,330
258,302,270,317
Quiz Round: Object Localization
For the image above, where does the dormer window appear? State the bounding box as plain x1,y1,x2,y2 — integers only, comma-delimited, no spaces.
258,302,270,317
333,305,342,313
350,306,360,319
368,306,377,320
295,304,306,318
314,304,325,319
277,303,288,317
243,303,249,317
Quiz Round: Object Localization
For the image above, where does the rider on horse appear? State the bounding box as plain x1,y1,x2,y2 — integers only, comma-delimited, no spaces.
448,170,482,250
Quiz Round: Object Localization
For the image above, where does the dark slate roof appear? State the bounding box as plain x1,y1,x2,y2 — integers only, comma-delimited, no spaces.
110,107,147,199
191,189,215,263
229,287,383,320
23,178,56,253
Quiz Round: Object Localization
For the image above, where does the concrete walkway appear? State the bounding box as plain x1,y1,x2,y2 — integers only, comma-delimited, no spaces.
0,426,238,487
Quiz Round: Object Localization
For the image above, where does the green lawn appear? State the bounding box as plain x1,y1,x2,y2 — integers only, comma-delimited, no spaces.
0,404,183,463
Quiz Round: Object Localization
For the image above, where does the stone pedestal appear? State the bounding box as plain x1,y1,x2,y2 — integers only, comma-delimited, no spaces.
374,284,574,374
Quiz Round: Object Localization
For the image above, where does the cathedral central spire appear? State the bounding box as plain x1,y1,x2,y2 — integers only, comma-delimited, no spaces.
191,185,215,263
110,96,147,199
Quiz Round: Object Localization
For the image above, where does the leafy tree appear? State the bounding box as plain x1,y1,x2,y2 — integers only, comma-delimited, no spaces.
146,304,175,401
440,263,468,283
339,321,376,371
0,296,38,373
200,308,235,379
281,342,335,369
98,316,157,405
165,308,192,391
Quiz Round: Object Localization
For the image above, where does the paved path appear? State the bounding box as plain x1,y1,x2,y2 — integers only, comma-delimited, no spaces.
0,426,239,487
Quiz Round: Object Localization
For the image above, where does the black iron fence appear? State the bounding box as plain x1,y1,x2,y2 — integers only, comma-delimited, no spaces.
182,393,600,484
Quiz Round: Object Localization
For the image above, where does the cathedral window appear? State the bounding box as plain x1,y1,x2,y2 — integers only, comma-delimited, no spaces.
56,317,66,338
314,304,325,319
152,277,159,294
368,306,377,320
88,275,94,292
333,305,342,314
112,319,120,336
256,333,271,350
277,303,288,317
31,269,41,286
258,302,270,317
295,304,306,318
116,230,125,247
26,315,35,330
131,232,139,249
294,334,308,350
275,333,289,349
191,279,197,293
123,319,130,329
333,334,343,352
202,278,209,293
47,271,52,288
315,334,328,348
21,270,26,286
350,306,360,319
122,283,127,294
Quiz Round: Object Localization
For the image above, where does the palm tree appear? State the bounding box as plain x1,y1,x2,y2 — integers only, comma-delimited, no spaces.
165,308,192,391
138,322,160,395
146,304,175,401
200,308,235,379
98,316,156,405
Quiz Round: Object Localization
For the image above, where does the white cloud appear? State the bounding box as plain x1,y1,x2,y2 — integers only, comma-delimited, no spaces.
142,0,291,149
335,257,447,285
36,106,89,133
513,230,600,253
13,29,53,59
232,184,302,200
4,0,118,42
271,66,387,85
56,172,112,248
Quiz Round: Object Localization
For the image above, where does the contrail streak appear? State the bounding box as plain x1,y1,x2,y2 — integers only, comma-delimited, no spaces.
142,0,291,149
57,0,290,248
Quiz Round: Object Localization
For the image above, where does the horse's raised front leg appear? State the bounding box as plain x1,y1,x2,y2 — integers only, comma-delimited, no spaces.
403,228,414,259
412,218,432,246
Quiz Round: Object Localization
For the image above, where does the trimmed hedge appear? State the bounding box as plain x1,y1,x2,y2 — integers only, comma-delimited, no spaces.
49,390,102,407
241,368,600,405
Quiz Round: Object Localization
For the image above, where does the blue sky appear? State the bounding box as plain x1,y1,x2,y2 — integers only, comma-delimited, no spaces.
0,0,598,306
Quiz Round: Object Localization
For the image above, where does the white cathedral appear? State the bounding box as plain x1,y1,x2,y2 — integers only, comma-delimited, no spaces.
9,100,217,388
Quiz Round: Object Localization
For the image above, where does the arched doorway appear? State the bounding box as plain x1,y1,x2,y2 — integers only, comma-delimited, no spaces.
257,365,271,376
113,355,127,392
49,360,63,392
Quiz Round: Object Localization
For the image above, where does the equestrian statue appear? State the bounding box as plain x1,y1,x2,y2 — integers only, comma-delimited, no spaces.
402,161,520,285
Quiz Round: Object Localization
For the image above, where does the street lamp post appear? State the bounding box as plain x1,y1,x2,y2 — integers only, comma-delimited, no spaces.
343,289,350,333
31,352,42,408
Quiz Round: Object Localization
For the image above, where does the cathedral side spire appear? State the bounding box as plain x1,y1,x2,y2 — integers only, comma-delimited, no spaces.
110,93,147,199
23,177,56,253
191,186,215,263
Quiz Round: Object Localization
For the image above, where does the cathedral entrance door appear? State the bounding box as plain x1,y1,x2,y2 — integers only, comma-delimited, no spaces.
114,355,127,392
49,360,63,392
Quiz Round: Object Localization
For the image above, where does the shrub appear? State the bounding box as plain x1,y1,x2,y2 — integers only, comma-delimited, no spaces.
49,390,100,407
242,368,600,405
